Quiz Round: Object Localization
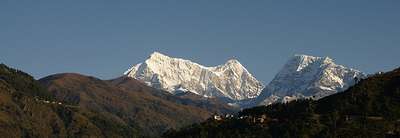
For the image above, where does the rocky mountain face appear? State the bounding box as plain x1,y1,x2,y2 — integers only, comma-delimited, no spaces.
124,52,264,101
254,54,365,106
124,52,364,107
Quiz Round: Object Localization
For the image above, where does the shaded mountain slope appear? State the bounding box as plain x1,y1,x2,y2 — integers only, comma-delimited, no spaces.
39,73,235,137
0,64,137,137
316,67,400,118
0,63,233,137
164,67,400,138
109,76,237,114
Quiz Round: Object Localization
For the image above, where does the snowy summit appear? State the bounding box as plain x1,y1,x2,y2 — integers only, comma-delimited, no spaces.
255,54,365,105
124,52,264,101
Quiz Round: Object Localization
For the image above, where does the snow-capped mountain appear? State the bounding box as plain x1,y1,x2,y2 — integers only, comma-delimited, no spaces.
254,54,365,106
124,52,264,101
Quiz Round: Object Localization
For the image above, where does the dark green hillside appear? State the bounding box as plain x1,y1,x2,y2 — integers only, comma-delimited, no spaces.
0,64,54,100
317,68,400,118
164,67,400,138
0,63,139,137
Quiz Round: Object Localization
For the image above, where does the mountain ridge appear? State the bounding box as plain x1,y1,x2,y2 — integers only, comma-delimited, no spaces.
124,52,264,101
164,66,400,138
253,54,365,106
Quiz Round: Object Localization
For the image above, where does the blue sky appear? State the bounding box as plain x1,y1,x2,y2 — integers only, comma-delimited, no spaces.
1,1,399,83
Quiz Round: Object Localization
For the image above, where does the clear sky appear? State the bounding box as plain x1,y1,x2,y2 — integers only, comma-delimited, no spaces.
1,1,399,84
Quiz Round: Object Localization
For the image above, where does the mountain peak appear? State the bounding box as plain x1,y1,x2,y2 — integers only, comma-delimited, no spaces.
223,58,245,69
124,52,264,100
293,54,331,60
292,54,326,62
226,58,240,64
148,51,169,59
254,54,365,106
289,54,334,72
225,58,242,66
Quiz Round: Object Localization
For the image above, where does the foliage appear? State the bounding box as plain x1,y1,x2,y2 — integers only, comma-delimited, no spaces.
0,64,141,137
164,67,400,138
0,63,54,100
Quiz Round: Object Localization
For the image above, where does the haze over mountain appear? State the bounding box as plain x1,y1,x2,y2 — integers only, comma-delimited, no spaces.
125,52,264,101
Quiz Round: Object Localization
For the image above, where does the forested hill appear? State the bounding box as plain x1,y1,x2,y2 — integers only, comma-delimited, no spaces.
0,64,236,137
0,64,137,137
164,67,400,138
